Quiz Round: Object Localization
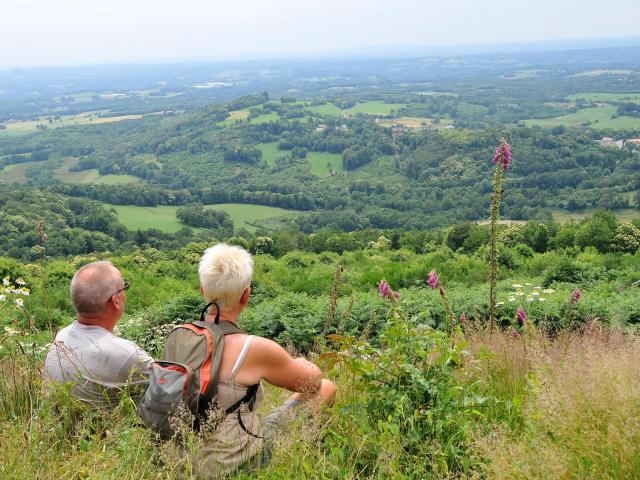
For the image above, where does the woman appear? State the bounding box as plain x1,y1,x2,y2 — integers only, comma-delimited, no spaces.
185,243,336,477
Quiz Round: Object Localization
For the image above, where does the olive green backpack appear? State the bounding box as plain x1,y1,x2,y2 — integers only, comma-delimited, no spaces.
138,302,260,440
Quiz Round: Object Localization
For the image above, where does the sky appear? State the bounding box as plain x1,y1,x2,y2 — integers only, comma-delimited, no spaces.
2,0,640,67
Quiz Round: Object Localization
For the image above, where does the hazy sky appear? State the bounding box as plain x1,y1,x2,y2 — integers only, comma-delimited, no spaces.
2,0,640,67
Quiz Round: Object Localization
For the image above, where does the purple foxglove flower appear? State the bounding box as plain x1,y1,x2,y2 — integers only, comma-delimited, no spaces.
492,142,511,171
459,313,466,325
517,306,527,326
572,288,581,302
427,269,438,290
379,279,390,299
394,291,400,301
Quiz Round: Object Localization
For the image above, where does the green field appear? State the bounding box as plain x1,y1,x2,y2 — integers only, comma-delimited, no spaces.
0,161,41,183
0,111,146,137
307,152,344,176
346,101,405,116
94,174,141,185
250,112,280,124
105,203,301,233
256,142,285,165
305,103,343,116
566,92,640,102
552,208,640,223
218,109,251,126
523,105,640,129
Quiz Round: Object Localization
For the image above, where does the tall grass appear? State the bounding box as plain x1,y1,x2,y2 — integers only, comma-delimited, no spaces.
470,325,640,479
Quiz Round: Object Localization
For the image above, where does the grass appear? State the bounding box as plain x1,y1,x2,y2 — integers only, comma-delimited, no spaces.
566,92,640,102
305,103,343,117
523,105,640,129
307,152,344,176
571,69,633,77
104,203,301,233
256,142,285,165
552,208,640,223
378,117,455,129
250,112,280,124
94,175,141,185
219,110,251,126
346,101,405,116
0,161,41,184
0,111,146,136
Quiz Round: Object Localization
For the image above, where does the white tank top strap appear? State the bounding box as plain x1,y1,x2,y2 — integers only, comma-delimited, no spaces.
229,335,254,379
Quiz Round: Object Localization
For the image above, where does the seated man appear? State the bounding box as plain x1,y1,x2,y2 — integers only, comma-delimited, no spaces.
43,261,153,407
186,243,336,477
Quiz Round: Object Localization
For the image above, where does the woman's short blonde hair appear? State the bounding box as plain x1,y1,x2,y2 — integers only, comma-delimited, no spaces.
198,243,254,310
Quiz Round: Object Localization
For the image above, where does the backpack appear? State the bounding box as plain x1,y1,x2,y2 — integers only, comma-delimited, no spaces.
138,302,261,440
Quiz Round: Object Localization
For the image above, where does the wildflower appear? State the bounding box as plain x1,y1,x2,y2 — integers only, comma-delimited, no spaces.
517,306,527,325
0,294,5,302
515,291,524,297
459,313,466,325
539,297,546,302
532,292,540,298
427,269,438,290
15,298,24,308
378,279,390,299
572,288,581,302
524,283,532,286
508,296,516,302
15,277,25,286
526,295,533,302
3,326,18,336
495,302,504,307
19,289,30,296
534,286,541,291
37,221,43,236
394,291,400,301
511,284,523,289
2,277,9,287
492,140,511,171
543,288,555,294
513,331,521,338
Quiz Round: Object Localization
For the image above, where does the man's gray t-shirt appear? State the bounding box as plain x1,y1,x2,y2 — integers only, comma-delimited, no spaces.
43,321,154,406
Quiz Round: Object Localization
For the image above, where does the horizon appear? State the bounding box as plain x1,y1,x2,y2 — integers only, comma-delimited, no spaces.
3,0,640,69
2,35,640,71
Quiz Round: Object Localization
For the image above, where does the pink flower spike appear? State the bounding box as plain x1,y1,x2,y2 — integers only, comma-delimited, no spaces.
427,269,438,290
513,330,521,338
517,305,527,326
379,279,390,299
572,288,581,302
459,313,466,325
394,291,400,301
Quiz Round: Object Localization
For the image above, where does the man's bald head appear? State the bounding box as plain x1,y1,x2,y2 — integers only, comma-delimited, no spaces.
70,261,123,316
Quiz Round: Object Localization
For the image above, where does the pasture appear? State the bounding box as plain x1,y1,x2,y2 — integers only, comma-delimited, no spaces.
305,103,343,116
256,142,284,165
346,101,406,116
523,105,640,129
54,157,139,185
566,92,640,102
218,109,251,125
250,112,280,124
0,111,146,136
104,203,301,233
378,117,454,129
307,151,343,176
0,161,41,184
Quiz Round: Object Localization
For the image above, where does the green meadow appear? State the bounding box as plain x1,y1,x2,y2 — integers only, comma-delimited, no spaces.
0,162,39,184
0,111,146,136
307,151,344,176
256,142,285,165
523,105,640,129
305,103,343,116
105,203,301,233
566,92,640,102
346,101,406,116
250,112,280,124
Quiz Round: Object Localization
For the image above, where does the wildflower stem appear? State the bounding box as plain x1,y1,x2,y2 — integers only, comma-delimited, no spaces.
489,138,508,331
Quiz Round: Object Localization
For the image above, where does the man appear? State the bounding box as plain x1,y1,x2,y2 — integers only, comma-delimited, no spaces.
185,243,336,477
43,261,153,407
